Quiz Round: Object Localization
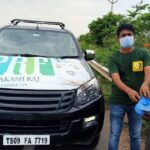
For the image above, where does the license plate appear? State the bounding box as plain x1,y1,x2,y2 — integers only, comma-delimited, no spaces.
3,135,50,145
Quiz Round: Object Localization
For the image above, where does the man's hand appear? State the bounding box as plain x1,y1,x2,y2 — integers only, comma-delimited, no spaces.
140,82,150,98
127,89,140,103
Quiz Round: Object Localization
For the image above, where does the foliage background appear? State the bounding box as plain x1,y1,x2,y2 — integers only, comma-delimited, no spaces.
79,1,150,66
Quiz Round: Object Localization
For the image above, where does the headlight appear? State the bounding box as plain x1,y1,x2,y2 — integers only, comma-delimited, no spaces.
76,78,100,106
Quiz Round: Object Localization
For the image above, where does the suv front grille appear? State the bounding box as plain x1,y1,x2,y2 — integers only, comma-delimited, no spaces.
0,119,70,134
0,89,76,113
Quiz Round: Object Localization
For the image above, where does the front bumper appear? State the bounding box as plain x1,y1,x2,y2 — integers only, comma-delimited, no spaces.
0,96,105,146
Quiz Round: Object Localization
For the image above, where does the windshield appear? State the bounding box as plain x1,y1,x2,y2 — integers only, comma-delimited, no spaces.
0,28,79,57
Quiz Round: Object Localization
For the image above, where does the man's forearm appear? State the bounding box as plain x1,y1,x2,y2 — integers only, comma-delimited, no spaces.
111,73,140,102
140,66,150,97
111,73,132,94
143,66,150,86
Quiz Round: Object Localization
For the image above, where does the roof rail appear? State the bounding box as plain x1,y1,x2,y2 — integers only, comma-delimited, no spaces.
11,19,65,29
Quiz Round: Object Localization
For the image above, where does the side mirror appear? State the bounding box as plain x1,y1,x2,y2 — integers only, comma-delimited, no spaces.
84,50,95,61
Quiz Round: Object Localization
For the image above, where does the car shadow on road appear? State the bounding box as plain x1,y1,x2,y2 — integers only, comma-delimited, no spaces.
0,145,96,150
34,145,94,150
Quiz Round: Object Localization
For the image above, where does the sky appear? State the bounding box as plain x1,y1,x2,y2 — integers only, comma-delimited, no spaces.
0,0,149,37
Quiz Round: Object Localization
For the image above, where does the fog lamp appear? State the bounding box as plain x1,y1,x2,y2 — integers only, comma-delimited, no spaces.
84,116,96,123
83,116,97,128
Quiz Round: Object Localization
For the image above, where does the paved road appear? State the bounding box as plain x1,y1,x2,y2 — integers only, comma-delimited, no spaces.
0,111,110,150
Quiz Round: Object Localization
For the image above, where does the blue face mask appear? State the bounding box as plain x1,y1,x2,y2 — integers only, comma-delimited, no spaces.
119,36,134,48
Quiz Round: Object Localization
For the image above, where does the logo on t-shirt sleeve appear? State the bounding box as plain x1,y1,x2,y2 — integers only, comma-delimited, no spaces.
132,61,143,72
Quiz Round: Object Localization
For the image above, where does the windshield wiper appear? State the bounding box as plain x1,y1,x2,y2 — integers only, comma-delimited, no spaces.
18,54,47,57
0,52,46,57
0,53,79,58
19,55,79,58
0,52,19,56
58,56,79,59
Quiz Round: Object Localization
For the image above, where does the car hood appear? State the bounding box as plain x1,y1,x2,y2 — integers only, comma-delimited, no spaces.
0,56,93,90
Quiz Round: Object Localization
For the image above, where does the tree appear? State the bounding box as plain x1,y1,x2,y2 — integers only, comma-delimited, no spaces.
127,1,149,33
126,2,150,47
127,0,149,20
88,13,124,46
78,1,150,63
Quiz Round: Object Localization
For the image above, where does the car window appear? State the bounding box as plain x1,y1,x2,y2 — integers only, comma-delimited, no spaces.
0,29,78,57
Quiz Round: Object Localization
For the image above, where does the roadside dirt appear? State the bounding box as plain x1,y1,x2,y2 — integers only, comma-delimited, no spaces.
105,107,145,150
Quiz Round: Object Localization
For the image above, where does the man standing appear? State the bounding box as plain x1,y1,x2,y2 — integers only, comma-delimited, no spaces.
108,24,150,150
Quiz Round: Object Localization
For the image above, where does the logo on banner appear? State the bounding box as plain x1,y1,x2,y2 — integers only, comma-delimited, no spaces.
0,56,55,75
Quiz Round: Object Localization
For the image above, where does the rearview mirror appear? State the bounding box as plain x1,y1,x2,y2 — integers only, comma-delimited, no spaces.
84,50,95,61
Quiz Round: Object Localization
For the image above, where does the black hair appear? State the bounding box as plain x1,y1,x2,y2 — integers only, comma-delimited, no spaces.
117,24,135,37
